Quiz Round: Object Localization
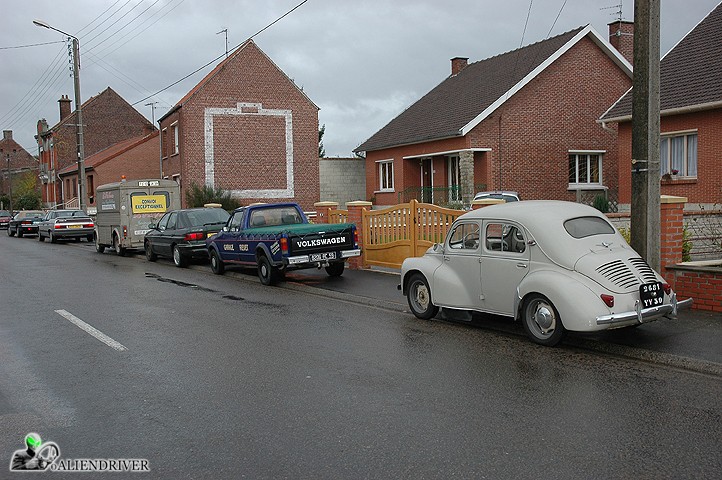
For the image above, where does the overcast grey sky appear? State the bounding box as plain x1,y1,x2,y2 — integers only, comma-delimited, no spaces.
1,0,719,157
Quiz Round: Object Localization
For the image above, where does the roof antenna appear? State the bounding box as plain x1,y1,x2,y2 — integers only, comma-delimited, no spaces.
601,1,624,36
216,28,228,58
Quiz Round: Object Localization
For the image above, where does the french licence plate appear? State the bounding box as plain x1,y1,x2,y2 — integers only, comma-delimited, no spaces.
639,282,664,308
68,225,82,228
310,252,337,262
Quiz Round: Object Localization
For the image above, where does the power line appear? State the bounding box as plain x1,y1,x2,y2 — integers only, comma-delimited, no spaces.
0,40,65,50
85,0,162,53
131,0,310,106
79,0,133,41
546,0,569,38
76,0,124,36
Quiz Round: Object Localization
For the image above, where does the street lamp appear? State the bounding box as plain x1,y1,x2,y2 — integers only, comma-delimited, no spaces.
33,19,87,212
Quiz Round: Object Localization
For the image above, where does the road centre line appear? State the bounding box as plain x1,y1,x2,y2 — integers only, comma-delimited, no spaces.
54,309,128,352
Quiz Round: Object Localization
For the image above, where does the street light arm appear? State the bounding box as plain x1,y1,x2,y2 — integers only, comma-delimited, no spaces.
32,19,77,40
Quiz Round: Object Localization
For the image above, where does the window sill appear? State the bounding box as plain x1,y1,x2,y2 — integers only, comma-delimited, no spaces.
374,190,395,194
567,184,606,191
661,177,697,185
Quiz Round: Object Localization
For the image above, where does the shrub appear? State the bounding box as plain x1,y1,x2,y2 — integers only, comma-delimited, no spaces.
593,195,610,213
185,183,237,211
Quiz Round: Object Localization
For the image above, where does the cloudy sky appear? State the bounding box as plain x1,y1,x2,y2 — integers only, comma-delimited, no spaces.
1,0,719,157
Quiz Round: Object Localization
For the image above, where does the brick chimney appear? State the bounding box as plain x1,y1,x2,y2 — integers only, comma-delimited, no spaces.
608,21,634,65
58,95,72,121
451,57,469,76
3,130,12,141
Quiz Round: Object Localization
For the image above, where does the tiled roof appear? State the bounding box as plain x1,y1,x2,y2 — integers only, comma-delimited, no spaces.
356,27,587,152
58,131,158,176
601,2,722,121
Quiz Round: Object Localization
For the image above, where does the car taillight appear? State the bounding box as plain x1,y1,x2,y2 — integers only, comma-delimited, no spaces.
354,229,359,248
600,294,615,308
663,283,672,295
184,232,205,241
84,223,94,228
123,226,127,238
280,236,288,254
54,224,65,229
22,221,31,225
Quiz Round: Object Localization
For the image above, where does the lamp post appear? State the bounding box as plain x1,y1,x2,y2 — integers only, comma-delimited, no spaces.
33,19,87,212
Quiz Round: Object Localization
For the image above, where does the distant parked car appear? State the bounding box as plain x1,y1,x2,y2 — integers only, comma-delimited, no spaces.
399,201,692,346
37,210,95,243
7,210,45,237
0,210,11,229
473,191,520,203
144,207,230,267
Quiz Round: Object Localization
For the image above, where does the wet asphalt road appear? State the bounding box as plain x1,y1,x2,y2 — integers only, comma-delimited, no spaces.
1,233,720,479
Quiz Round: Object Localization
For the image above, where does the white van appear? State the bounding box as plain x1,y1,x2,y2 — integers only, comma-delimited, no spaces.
94,179,181,256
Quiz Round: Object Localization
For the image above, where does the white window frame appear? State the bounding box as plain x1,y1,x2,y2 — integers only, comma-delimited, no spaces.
376,159,394,192
660,130,697,178
568,150,604,189
171,122,179,155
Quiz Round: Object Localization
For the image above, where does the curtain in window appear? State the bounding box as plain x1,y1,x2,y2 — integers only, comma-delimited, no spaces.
671,136,684,174
589,155,600,183
687,134,698,177
660,138,669,176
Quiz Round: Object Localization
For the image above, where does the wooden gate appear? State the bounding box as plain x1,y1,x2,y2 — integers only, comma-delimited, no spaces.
361,199,463,268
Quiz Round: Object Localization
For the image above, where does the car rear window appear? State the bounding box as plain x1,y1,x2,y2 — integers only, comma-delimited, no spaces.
564,216,615,239
185,208,230,227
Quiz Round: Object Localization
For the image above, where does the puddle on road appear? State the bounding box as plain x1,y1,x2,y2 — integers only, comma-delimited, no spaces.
144,272,282,310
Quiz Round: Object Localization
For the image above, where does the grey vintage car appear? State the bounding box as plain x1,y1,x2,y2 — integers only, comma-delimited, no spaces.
399,201,692,346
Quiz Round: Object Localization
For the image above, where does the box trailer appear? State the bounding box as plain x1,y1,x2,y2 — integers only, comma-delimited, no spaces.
94,179,181,256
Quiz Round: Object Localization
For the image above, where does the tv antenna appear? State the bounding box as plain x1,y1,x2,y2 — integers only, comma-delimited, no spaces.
216,28,228,58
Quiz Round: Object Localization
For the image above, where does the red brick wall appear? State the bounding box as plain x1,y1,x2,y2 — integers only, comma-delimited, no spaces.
617,108,722,205
668,269,722,312
161,41,319,211
51,88,155,177
365,36,631,204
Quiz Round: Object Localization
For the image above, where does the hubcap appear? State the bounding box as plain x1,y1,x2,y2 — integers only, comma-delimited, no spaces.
174,248,180,264
532,302,555,334
414,282,429,310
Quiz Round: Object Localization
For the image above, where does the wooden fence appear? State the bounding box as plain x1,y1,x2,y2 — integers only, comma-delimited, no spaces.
359,199,463,269
328,209,348,224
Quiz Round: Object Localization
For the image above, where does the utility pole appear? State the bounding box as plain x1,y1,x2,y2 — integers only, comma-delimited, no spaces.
34,20,87,212
145,102,162,177
630,0,661,271
1,148,15,213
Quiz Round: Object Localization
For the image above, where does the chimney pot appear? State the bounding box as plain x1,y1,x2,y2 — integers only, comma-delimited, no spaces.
3,130,12,141
451,57,469,76
608,20,634,65
59,95,72,121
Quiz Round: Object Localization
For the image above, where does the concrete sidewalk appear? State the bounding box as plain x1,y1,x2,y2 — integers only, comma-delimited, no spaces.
282,266,722,375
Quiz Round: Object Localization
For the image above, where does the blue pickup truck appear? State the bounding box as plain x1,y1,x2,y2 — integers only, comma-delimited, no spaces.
206,203,361,285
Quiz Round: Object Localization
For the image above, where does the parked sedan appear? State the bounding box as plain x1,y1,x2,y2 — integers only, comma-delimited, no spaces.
399,200,692,346
0,210,11,229
144,207,230,267
7,210,45,237
37,210,95,243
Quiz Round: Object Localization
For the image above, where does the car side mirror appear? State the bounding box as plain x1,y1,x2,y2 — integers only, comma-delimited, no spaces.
148,223,156,229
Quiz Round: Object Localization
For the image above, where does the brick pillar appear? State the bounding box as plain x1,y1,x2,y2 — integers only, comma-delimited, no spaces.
346,201,372,270
313,201,338,224
459,149,475,207
471,198,505,210
660,195,687,283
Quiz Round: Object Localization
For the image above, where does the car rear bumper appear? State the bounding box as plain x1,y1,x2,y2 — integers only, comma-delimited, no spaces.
596,293,693,328
52,227,94,238
285,248,361,266
177,244,210,259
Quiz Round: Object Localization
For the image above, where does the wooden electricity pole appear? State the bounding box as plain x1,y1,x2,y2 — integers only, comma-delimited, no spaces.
630,0,661,271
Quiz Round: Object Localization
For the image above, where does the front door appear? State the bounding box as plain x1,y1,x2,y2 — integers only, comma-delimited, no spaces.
421,158,433,204
480,221,530,315
432,221,482,309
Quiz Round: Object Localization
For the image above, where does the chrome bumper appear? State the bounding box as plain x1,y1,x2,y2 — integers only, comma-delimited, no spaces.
286,249,361,265
596,293,694,327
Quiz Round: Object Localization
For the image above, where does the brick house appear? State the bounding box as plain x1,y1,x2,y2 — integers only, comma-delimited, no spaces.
37,87,155,208
158,40,319,210
600,3,722,209
0,130,40,208
355,25,633,208
56,131,160,213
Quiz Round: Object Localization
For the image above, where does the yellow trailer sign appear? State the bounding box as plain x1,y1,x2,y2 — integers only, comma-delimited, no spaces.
131,194,168,213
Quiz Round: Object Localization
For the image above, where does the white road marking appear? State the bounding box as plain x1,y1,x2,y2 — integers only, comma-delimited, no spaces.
54,309,128,351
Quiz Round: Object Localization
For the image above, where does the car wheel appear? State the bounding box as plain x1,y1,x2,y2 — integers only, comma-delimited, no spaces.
95,233,105,253
325,262,345,277
7,227,14,237
145,241,157,262
172,245,187,268
522,294,566,347
210,249,225,275
38,231,45,242
86,234,93,242
406,273,439,320
50,231,57,243
113,234,126,257
257,254,278,286
17,230,23,238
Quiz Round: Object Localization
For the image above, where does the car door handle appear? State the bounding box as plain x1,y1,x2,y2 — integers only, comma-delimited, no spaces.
443,256,450,262
516,263,528,268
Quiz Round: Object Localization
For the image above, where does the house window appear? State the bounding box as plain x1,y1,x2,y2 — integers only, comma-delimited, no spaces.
161,128,167,158
88,175,94,203
171,122,179,155
447,155,461,202
72,178,77,197
660,132,697,177
568,152,603,188
377,160,394,192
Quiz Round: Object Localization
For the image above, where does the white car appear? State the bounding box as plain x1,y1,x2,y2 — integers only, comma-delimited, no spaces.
399,201,692,346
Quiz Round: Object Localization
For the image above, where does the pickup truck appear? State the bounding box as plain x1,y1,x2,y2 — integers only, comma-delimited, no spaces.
206,203,361,285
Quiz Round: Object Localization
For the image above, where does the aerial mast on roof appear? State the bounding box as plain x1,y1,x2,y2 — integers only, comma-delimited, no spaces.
217,28,229,58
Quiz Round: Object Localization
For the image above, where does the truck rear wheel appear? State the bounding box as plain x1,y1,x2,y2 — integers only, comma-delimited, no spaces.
113,234,126,257
257,255,278,286
95,233,105,253
325,262,345,277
